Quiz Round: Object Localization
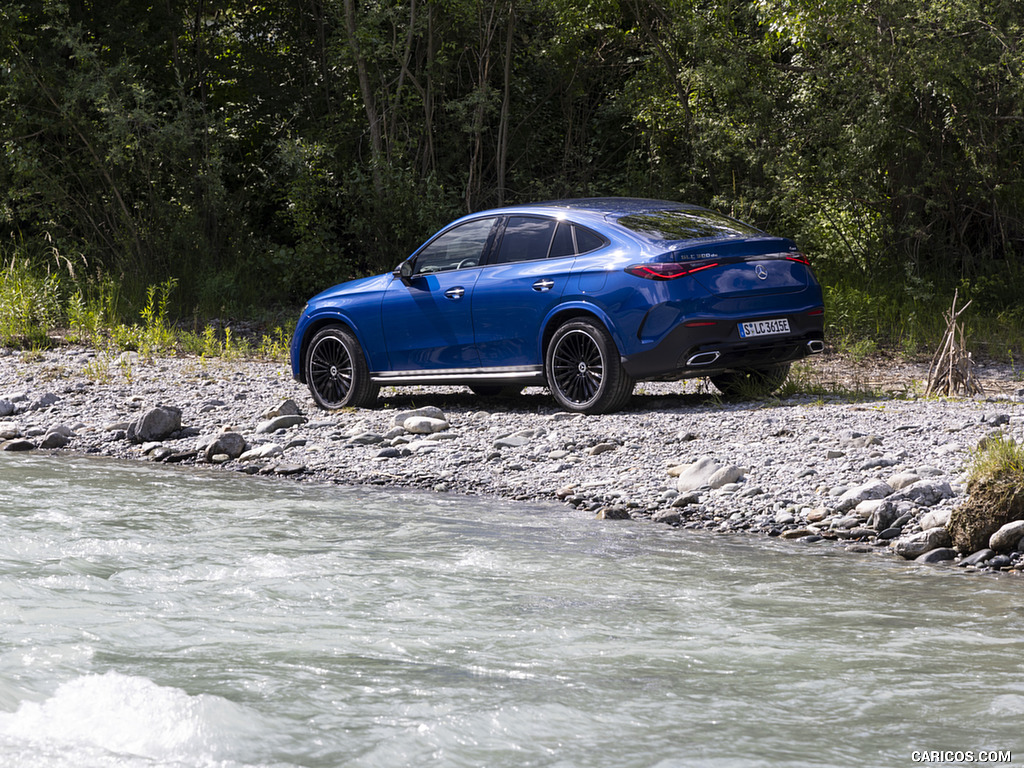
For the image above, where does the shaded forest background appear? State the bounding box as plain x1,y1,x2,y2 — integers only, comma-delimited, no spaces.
2,0,1022,353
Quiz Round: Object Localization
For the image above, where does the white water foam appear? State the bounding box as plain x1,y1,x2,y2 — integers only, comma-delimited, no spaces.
0,671,270,766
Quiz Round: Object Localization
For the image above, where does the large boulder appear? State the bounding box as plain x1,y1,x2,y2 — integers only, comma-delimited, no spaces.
989,520,1024,553
127,406,182,443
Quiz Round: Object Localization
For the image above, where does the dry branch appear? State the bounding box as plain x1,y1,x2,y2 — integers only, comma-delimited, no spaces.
925,289,984,397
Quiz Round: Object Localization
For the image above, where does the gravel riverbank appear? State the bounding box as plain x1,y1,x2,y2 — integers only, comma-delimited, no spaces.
3,345,1024,574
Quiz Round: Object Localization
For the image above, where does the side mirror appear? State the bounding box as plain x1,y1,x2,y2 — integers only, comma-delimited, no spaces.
394,260,415,284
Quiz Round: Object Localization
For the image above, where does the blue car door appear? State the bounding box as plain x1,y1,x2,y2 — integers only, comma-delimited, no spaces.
381,217,497,371
473,216,577,368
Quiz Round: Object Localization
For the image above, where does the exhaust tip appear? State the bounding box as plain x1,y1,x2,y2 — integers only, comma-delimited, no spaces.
807,340,825,354
686,351,721,366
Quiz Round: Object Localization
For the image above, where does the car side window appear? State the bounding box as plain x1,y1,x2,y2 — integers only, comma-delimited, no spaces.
413,218,496,275
547,221,607,259
549,221,576,259
493,216,558,265
573,225,605,254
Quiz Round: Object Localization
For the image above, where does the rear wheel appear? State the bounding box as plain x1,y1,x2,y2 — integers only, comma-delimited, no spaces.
305,326,380,409
710,363,791,398
545,319,634,414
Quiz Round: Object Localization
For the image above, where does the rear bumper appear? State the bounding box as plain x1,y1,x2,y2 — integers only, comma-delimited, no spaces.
621,312,825,380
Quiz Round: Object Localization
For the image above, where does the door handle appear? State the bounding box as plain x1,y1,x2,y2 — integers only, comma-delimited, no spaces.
444,286,465,300
532,279,555,292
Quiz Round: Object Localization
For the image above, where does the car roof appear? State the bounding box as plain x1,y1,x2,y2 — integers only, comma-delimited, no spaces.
474,197,700,219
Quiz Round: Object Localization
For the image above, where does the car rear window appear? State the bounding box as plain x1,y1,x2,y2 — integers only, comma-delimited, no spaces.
617,209,762,241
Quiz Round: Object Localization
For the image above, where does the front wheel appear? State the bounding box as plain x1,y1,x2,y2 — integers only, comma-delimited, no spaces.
545,319,634,414
305,326,380,409
710,363,791,398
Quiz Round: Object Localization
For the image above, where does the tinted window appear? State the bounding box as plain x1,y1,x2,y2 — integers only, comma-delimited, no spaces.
617,209,762,241
574,225,605,254
414,218,496,274
549,221,576,259
494,216,557,264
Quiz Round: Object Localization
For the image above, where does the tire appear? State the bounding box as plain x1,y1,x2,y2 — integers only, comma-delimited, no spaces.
710,363,791,398
545,319,634,414
305,326,380,409
469,384,523,398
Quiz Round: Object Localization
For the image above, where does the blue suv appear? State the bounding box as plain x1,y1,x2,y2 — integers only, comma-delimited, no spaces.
290,198,825,413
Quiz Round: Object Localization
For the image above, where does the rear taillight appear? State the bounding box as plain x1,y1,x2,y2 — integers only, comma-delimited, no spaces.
625,261,719,280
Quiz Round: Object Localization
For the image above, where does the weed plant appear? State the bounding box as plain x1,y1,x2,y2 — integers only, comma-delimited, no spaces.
968,437,1024,487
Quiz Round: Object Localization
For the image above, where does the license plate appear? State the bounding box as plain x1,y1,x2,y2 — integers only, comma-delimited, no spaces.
738,318,790,338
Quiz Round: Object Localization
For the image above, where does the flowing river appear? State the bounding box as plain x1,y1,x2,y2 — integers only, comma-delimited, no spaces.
0,453,1021,767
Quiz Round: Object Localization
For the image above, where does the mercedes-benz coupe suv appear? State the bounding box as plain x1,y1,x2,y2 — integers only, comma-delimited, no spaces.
290,198,825,414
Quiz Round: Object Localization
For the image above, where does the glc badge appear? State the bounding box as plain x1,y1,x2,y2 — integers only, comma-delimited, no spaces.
755,264,768,280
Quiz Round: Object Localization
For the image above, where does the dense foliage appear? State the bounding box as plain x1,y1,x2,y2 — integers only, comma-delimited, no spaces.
1,0,1021,349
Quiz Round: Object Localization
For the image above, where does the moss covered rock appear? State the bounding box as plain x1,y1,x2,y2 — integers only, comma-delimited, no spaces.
948,477,1024,553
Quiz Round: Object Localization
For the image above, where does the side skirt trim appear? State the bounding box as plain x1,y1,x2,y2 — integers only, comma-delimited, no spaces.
371,365,545,385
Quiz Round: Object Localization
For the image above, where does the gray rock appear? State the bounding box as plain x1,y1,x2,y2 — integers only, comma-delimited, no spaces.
674,458,745,492
260,399,302,419
891,527,952,559
0,425,21,440
835,480,893,512
651,508,683,525
887,472,921,491
860,456,897,470
348,432,385,445
888,479,953,507
981,412,1010,426
989,520,1024,553
671,492,700,508
255,414,306,434
587,442,617,456
1,439,34,451
0,400,14,418
919,508,952,531
29,392,59,411
40,431,70,449
841,434,882,449
494,435,530,449
959,549,996,567
127,405,182,443
204,432,247,461
403,416,449,435
389,406,445,429
239,442,284,461
915,548,957,564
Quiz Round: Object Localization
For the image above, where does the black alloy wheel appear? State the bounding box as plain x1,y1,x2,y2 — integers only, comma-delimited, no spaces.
305,326,379,409
545,319,634,414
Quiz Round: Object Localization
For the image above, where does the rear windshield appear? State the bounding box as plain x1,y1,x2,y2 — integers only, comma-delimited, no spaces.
617,209,762,241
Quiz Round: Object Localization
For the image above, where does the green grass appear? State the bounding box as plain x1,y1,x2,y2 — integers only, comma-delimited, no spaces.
1,260,294,363
968,436,1024,487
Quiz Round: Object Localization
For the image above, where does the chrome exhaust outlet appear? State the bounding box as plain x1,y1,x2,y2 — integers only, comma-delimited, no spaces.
807,340,825,354
686,351,721,366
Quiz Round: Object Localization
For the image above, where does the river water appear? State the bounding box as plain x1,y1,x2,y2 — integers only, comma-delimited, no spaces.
0,453,1021,768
